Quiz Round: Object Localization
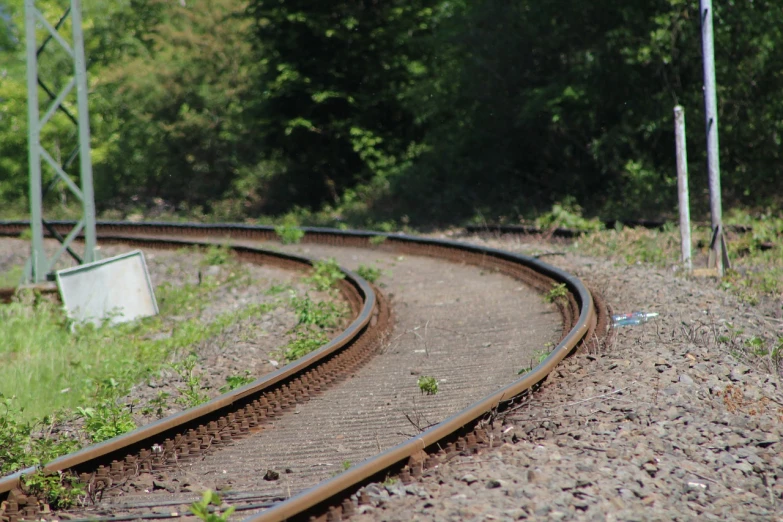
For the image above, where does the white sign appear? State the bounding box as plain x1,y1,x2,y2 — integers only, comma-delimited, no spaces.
56,250,158,326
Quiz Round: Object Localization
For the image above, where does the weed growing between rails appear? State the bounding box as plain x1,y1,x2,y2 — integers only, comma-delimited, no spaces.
417,376,439,395
190,490,235,522
544,283,568,304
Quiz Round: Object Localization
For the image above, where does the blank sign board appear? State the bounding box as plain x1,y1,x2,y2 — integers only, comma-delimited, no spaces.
56,250,158,326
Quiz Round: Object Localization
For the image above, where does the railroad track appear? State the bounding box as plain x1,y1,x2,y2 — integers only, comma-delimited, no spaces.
0,221,610,522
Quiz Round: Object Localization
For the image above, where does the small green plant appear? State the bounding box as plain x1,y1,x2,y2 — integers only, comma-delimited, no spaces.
141,391,171,418
275,221,305,245
382,475,398,486
219,372,255,393
265,283,291,295
76,378,136,443
290,293,345,328
22,470,85,509
356,264,382,283
305,258,345,291
190,490,235,522
517,349,551,375
544,282,568,303
283,328,328,361
535,198,603,233
417,376,439,395
201,244,230,266
369,235,387,245
342,460,351,470
174,355,209,408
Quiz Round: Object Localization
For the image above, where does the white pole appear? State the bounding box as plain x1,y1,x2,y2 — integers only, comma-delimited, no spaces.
700,0,724,276
674,106,691,271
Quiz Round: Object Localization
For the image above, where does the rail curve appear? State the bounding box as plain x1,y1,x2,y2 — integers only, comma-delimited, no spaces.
0,221,608,522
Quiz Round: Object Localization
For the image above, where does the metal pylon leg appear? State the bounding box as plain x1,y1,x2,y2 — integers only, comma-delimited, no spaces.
24,0,97,283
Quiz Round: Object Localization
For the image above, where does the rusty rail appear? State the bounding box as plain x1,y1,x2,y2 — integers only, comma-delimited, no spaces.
0,221,602,522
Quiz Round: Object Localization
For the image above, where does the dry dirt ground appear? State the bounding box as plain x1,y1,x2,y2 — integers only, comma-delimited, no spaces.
349,232,783,522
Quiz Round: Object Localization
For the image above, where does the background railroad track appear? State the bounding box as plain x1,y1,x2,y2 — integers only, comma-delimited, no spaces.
0,222,611,522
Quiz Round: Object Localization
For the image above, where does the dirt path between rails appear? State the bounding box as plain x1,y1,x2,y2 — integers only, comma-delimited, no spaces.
348,233,783,522
60,239,561,514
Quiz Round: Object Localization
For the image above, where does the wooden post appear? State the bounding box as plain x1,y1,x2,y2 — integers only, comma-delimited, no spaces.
700,0,725,276
674,106,691,271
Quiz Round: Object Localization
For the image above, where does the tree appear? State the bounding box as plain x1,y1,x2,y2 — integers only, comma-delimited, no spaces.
386,0,783,223
244,0,437,214
93,0,263,211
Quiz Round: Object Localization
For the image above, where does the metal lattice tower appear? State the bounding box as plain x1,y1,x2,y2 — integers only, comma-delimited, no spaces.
24,0,97,283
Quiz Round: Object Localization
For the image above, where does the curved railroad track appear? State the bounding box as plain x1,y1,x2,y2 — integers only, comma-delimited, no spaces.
0,221,611,522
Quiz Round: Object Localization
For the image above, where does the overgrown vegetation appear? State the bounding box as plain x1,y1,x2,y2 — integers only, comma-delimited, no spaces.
0,394,79,475
535,199,603,234
576,208,782,307
21,470,84,510
0,265,22,287
0,257,278,477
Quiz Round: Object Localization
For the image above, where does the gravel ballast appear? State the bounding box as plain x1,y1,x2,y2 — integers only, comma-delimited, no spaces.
350,233,783,522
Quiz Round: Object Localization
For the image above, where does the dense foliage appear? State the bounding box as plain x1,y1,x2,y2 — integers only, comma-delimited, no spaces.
1,0,782,224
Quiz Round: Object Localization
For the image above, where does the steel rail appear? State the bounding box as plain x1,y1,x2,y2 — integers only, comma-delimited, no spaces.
0,221,602,522
0,234,379,500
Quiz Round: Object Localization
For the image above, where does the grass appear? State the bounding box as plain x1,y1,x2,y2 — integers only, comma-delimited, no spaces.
0,243,352,483
576,210,783,306
0,250,271,421
0,265,23,287
0,286,277,423
578,223,682,266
